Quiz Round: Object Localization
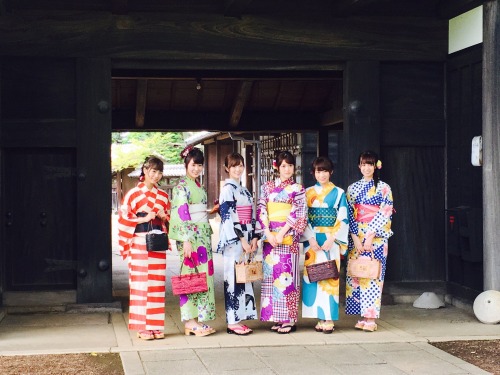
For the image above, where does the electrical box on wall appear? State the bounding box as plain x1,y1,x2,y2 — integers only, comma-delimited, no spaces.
471,136,482,166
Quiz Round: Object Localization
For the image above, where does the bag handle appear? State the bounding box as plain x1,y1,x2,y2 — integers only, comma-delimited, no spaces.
238,250,259,264
179,260,200,274
353,247,375,260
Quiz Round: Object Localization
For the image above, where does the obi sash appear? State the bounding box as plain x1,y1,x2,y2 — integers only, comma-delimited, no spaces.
236,205,252,224
134,212,163,233
268,202,292,222
190,203,208,223
265,202,293,245
354,204,378,223
308,207,337,227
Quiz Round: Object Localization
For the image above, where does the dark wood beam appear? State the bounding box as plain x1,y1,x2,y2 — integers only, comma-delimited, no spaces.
335,0,379,15
437,0,485,19
135,79,147,128
229,80,253,128
224,0,253,18
0,13,448,61
111,0,128,15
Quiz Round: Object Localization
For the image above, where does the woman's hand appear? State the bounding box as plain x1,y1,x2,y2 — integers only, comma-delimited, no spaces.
157,209,168,221
265,229,277,247
308,237,321,252
139,211,156,224
275,231,284,244
351,234,363,253
250,238,259,253
321,236,335,251
183,241,193,259
241,238,252,253
363,232,375,251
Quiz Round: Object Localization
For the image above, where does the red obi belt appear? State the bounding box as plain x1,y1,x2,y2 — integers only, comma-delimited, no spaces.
236,205,252,224
354,204,378,223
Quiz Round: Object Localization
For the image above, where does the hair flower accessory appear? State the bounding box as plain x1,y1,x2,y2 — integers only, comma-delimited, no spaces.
272,160,278,170
180,145,194,159
376,160,382,169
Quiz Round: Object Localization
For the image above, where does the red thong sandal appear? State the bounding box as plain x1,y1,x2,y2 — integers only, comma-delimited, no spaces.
227,325,252,336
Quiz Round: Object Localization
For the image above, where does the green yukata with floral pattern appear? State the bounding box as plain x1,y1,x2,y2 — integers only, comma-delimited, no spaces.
169,177,216,322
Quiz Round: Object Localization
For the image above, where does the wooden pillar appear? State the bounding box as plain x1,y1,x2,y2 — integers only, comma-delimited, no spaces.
343,61,381,184
76,58,112,303
483,1,500,291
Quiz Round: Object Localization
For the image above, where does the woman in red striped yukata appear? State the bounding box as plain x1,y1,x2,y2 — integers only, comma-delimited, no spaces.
117,156,171,340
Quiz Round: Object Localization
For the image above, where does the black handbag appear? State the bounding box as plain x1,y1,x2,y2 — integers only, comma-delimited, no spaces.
145,222,169,252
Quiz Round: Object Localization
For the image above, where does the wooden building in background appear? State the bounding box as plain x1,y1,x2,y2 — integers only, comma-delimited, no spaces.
0,0,498,307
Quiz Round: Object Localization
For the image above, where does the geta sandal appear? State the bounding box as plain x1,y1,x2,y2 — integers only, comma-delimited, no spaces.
227,325,252,336
277,324,296,334
184,325,213,337
270,322,283,331
137,330,155,340
354,320,366,330
363,322,378,332
152,330,165,339
322,322,335,334
314,321,324,332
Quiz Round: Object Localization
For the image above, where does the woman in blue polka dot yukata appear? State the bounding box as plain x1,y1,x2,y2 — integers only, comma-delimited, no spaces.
345,150,394,332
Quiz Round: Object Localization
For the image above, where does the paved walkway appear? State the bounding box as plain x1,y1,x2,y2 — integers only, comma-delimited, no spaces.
0,216,498,374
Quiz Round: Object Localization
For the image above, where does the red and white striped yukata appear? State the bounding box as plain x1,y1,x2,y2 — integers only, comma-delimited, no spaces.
118,182,170,332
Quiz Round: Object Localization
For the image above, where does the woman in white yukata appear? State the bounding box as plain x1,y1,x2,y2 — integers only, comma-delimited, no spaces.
217,152,259,335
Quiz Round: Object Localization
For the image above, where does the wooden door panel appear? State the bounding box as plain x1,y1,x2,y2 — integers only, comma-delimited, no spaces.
4,148,77,290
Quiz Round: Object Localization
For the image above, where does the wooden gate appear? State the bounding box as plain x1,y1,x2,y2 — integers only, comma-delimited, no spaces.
3,148,77,290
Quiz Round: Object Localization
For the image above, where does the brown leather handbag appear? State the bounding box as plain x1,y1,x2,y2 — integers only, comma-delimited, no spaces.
306,251,339,282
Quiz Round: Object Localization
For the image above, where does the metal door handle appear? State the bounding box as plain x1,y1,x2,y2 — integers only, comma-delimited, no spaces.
5,212,12,226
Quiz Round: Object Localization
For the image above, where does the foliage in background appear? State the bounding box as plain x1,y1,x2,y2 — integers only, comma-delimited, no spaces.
112,132,185,171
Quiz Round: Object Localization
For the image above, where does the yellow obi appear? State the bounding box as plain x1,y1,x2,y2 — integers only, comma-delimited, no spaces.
265,202,293,245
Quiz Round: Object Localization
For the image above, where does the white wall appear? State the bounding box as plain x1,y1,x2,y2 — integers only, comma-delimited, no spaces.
449,6,483,54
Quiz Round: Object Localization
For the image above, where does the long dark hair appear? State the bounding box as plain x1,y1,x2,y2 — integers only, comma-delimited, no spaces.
358,150,380,188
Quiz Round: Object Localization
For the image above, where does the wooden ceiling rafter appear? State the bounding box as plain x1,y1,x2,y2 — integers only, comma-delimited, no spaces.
135,79,147,128
229,80,253,128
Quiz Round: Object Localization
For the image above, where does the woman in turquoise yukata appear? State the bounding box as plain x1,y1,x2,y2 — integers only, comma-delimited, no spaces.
169,145,216,337
301,156,349,334
217,152,259,336
257,150,307,334
346,150,394,332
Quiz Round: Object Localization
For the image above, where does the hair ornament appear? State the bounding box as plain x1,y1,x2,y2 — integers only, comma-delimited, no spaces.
272,160,278,170
376,160,382,169
139,175,145,182
180,145,194,159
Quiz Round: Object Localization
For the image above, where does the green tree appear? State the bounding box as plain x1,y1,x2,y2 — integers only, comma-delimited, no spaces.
112,132,185,171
